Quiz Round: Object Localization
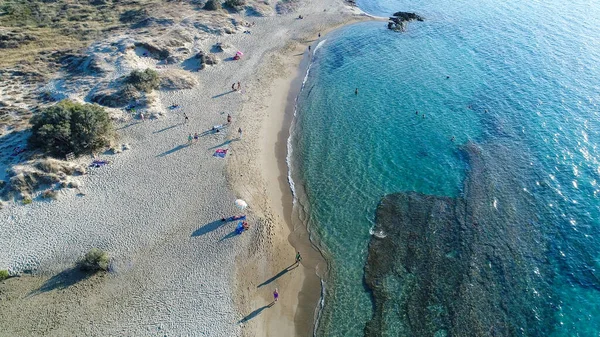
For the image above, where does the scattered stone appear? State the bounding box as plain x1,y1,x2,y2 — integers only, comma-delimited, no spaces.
68,180,81,188
213,42,233,53
134,41,171,60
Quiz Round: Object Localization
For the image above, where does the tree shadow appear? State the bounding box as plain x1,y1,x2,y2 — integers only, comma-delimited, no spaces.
30,268,91,295
192,219,227,237
238,304,273,324
257,263,298,288
153,124,180,134
212,90,235,99
156,144,188,157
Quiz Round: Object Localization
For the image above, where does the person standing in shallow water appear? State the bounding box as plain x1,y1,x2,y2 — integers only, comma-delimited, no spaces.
355,88,358,95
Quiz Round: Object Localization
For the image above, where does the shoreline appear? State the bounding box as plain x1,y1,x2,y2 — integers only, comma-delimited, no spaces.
228,14,374,337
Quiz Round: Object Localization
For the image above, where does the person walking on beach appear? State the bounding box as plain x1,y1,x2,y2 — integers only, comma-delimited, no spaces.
238,127,243,139
273,288,279,304
187,133,193,145
295,251,302,266
237,82,241,91
183,113,189,124
308,45,311,52
232,83,237,91
139,112,145,122
318,32,321,38
227,114,232,124
194,132,199,143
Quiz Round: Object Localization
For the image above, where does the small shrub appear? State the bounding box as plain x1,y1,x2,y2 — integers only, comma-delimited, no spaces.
119,9,148,24
224,0,246,7
78,248,109,272
42,189,58,200
126,69,160,93
204,0,222,10
29,100,114,156
22,196,32,204
0,270,9,281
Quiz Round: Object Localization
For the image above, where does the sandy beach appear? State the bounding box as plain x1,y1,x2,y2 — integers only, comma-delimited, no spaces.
0,0,370,335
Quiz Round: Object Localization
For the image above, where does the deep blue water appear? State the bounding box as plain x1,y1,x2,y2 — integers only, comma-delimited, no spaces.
290,0,600,335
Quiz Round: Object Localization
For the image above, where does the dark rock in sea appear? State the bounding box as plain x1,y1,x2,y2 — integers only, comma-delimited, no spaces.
363,142,555,336
388,12,424,32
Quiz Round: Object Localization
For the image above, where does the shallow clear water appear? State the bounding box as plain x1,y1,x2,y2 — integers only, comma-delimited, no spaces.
290,0,600,335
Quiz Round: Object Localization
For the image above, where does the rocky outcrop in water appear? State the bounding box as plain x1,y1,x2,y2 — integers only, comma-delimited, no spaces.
364,142,554,336
388,12,424,32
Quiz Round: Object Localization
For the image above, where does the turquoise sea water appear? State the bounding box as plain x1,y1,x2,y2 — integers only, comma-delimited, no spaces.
290,0,600,336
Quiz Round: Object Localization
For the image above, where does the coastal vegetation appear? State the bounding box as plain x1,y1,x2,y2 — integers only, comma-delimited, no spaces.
126,68,160,93
29,100,114,156
204,0,222,10
78,248,109,272
0,0,160,67
224,0,247,10
0,269,9,281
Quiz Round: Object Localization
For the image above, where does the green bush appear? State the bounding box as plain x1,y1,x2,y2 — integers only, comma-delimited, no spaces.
29,100,114,156
126,68,160,93
204,0,222,10
0,269,9,281
22,197,32,205
224,0,246,7
78,248,109,272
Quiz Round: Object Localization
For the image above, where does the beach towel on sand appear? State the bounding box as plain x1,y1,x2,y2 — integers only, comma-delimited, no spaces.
214,149,228,158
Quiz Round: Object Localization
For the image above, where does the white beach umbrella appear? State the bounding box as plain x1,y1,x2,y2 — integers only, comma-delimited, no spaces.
235,199,248,210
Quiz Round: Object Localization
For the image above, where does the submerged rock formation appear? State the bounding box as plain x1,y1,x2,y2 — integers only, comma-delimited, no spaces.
388,12,424,32
364,142,555,336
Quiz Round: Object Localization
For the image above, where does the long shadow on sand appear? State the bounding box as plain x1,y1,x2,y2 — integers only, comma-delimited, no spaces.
257,263,298,288
117,121,141,130
30,268,91,295
192,220,227,237
238,304,273,324
209,138,239,150
218,230,239,242
153,123,180,134
156,144,188,157
212,90,235,99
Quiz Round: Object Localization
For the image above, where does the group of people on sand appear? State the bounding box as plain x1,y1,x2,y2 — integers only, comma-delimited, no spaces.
232,82,242,91
268,251,303,306
185,111,243,145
